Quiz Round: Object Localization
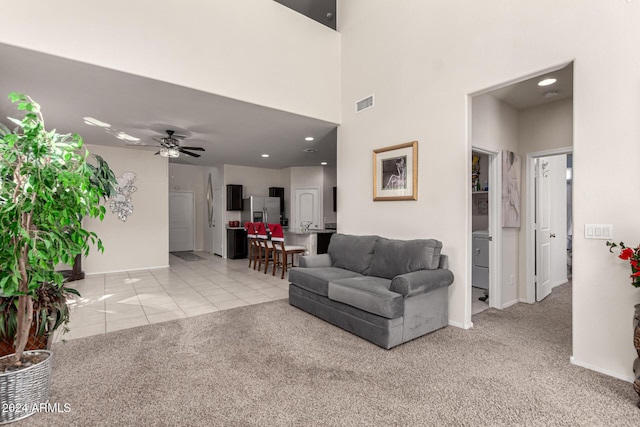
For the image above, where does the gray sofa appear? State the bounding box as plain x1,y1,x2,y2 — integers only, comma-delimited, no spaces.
288,233,454,349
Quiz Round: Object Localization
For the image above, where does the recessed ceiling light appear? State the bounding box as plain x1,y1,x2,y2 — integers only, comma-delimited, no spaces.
261,154,269,158
305,137,314,141
538,78,557,87
321,162,327,165
83,117,111,128
115,132,140,142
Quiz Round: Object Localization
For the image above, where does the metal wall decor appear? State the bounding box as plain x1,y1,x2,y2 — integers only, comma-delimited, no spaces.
110,171,137,222
207,173,214,227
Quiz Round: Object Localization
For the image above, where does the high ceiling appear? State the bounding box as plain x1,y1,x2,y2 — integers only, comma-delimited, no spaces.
0,43,338,169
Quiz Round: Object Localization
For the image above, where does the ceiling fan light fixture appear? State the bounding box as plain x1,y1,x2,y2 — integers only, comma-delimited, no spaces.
160,147,180,158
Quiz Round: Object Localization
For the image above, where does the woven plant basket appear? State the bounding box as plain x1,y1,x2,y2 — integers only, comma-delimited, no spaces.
0,350,53,424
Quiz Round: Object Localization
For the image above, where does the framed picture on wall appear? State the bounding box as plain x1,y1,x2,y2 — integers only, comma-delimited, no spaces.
373,141,418,201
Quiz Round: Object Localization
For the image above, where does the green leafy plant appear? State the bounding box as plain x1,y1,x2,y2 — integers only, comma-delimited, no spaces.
0,284,80,355
606,241,640,288
0,92,116,366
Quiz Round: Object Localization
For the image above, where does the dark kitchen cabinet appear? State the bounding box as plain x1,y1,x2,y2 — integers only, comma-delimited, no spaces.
227,184,243,211
227,228,247,259
269,187,285,214
317,232,333,255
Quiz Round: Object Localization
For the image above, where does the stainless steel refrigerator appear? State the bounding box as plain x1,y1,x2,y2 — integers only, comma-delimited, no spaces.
241,196,280,225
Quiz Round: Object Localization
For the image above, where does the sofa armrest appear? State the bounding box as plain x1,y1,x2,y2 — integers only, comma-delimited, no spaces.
299,253,332,268
390,269,454,297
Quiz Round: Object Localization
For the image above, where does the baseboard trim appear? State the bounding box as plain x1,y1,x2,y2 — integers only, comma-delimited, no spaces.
449,319,472,329
86,265,170,276
570,356,634,383
502,299,519,308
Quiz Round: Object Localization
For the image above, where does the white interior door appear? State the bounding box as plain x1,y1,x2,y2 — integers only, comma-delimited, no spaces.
294,188,320,229
213,188,223,256
535,155,567,301
169,191,195,252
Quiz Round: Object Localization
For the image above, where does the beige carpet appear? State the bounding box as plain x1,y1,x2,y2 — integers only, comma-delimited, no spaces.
21,284,640,426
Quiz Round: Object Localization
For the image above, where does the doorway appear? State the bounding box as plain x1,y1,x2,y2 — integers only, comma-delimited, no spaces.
525,149,572,303
468,61,574,328
470,149,500,316
169,191,195,252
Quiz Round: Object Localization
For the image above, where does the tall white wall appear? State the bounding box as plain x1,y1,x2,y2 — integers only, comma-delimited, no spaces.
472,94,519,307
169,163,205,251
339,1,640,381
0,0,340,123
84,144,169,273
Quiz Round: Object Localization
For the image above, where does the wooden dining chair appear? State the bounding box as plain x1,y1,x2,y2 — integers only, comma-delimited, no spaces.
244,222,259,269
255,222,275,273
270,224,307,279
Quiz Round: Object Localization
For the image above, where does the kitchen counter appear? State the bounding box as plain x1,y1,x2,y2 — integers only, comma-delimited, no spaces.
284,229,336,255
286,228,337,235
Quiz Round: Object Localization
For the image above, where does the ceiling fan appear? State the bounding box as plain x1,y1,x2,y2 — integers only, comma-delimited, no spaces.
153,130,205,158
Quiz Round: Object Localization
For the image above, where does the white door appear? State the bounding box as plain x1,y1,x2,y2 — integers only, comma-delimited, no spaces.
213,188,223,256
169,191,195,252
535,155,568,301
294,188,320,229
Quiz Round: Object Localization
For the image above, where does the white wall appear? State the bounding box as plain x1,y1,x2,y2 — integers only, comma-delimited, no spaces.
169,163,205,251
339,1,640,381
472,94,520,308
0,0,340,123
84,144,169,273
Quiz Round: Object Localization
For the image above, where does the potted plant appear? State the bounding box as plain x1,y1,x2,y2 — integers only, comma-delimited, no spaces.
606,241,640,406
0,283,80,357
0,92,116,423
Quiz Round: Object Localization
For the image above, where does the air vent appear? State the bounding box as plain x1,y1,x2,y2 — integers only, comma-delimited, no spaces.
303,148,318,153
355,95,374,113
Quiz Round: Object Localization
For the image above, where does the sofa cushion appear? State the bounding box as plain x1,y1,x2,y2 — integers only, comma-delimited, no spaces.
328,233,379,274
368,238,443,279
328,276,404,319
288,267,363,297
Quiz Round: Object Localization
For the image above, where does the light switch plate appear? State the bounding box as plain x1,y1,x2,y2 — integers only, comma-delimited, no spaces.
585,224,613,240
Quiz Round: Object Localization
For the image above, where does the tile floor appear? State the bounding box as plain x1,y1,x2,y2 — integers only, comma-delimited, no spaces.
472,286,489,315
54,252,290,343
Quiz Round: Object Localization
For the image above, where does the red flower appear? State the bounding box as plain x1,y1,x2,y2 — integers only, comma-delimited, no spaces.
631,271,640,277
632,260,639,269
619,247,634,260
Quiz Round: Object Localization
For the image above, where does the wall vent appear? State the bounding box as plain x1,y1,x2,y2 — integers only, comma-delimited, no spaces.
355,95,374,113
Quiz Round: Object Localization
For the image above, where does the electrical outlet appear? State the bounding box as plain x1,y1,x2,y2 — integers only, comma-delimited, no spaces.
510,275,515,286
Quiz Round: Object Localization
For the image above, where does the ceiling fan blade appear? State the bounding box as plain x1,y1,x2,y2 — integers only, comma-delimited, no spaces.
178,148,201,158
179,146,205,151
